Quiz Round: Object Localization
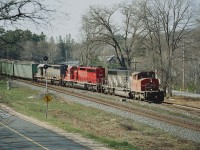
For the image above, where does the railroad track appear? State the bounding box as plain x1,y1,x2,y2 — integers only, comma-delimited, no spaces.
163,101,200,112
16,79,200,132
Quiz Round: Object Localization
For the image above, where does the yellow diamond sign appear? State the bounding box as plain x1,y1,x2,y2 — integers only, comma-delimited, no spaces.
43,95,52,103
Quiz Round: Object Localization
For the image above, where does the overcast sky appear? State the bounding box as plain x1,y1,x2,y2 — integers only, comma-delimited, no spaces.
18,0,198,41
38,0,125,41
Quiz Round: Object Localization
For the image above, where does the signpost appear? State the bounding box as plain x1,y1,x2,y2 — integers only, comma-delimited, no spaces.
43,93,52,119
42,56,51,119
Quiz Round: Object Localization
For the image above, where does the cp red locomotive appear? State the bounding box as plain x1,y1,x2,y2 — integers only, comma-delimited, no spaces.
64,66,105,91
130,71,164,103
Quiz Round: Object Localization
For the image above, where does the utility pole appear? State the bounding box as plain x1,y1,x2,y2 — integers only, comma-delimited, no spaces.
132,58,140,71
182,40,185,91
66,49,68,65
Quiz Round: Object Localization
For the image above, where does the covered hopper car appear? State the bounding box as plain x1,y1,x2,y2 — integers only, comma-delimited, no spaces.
0,60,14,76
0,60,38,80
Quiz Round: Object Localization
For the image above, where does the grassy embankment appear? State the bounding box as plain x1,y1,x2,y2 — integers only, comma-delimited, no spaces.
0,80,199,150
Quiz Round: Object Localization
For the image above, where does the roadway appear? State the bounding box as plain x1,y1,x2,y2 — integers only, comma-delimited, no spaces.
0,110,91,150
173,90,200,98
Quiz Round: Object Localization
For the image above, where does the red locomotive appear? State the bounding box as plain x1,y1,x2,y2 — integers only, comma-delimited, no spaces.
130,71,164,102
64,66,105,91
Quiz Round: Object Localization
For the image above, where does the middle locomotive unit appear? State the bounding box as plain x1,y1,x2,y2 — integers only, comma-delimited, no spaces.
64,66,105,91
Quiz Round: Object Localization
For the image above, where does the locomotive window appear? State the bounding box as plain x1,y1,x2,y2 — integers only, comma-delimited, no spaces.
138,72,155,79
108,70,117,75
87,69,96,72
53,66,60,69
40,68,43,75
80,68,86,70
149,72,155,78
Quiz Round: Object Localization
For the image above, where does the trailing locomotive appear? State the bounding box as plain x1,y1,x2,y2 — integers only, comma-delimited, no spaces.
35,64,67,85
0,59,164,103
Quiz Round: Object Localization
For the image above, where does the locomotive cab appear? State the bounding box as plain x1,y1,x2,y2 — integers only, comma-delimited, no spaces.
131,71,164,103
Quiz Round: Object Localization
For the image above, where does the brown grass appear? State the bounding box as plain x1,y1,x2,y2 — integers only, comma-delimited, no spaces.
165,96,200,108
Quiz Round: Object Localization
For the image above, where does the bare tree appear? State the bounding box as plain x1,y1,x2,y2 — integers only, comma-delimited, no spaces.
47,37,61,64
0,0,55,53
140,0,195,96
81,1,146,69
78,19,104,66
0,0,54,27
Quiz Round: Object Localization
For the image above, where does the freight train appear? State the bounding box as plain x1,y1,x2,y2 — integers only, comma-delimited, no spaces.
0,59,164,103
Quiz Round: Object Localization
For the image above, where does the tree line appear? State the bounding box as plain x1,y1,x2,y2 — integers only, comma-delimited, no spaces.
0,29,74,64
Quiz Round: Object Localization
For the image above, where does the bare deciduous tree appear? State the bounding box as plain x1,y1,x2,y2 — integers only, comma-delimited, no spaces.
0,0,54,26
140,0,195,96
78,18,104,66
0,0,55,52
81,1,146,69
47,37,61,64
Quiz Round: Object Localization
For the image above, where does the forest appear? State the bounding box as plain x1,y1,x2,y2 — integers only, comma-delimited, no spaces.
1,0,200,95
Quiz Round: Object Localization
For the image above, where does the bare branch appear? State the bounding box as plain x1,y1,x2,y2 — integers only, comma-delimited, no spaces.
0,0,55,27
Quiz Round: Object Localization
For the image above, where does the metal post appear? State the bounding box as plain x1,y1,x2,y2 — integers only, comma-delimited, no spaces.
182,44,185,91
45,69,48,92
46,102,48,119
126,69,129,100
